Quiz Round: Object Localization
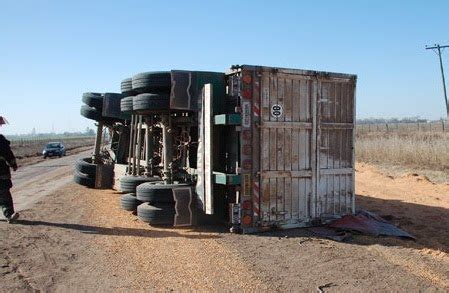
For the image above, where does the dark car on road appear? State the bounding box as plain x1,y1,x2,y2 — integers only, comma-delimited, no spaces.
42,142,66,158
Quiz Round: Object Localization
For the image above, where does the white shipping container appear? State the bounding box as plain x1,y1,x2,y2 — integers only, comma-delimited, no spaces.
228,65,357,233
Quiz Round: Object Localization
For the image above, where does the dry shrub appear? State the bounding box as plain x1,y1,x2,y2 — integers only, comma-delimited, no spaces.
356,131,449,171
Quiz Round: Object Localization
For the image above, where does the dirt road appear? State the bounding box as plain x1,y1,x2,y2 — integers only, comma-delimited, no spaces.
6,149,91,213
0,154,448,291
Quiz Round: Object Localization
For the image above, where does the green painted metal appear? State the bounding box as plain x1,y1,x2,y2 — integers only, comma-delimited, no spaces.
214,114,241,125
194,71,226,114
214,172,241,185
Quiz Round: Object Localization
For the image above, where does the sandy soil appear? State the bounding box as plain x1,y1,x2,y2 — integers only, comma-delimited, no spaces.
0,156,447,291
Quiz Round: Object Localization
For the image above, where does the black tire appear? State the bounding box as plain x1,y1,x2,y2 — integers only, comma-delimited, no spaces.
75,157,96,177
136,182,189,203
131,71,171,94
121,78,132,92
119,176,161,193
133,93,170,113
120,96,134,113
80,105,120,124
120,193,142,211
121,78,136,97
73,171,95,188
82,92,103,110
137,203,175,225
80,105,102,121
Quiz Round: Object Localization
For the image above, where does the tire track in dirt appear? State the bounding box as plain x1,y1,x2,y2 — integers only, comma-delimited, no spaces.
366,245,449,289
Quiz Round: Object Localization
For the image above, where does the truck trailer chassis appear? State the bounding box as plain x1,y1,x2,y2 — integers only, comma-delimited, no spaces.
76,65,357,233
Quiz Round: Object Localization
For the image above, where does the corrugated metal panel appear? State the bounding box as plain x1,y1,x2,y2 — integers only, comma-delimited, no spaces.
258,70,315,225
317,79,356,217
236,65,356,230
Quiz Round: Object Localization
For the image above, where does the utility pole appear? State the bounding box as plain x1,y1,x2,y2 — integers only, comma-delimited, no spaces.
426,44,449,119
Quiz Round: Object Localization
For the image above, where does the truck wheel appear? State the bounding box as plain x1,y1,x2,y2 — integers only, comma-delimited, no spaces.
82,92,103,110
131,71,171,94
80,105,121,124
73,171,95,188
120,96,134,113
120,193,142,211
137,203,175,225
80,105,102,121
136,182,189,203
132,93,170,113
119,175,161,193
121,78,136,97
75,157,97,177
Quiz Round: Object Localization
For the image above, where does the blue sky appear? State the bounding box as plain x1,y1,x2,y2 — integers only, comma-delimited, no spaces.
1,0,448,135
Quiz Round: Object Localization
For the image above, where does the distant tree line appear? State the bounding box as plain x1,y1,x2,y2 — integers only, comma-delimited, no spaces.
6,127,95,140
356,117,430,124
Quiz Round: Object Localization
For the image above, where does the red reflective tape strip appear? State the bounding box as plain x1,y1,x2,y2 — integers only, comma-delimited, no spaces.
253,181,260,216
253,102,260,117
254,181,260,193
253,206,260,216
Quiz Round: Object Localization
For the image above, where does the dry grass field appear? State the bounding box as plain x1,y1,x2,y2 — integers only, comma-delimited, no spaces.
9,137,95,167
356,129,449,173
10,137,95,158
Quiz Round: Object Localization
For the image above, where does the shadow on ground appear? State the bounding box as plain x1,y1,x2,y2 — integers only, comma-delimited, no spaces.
353,193,449,253
14,219,221,240
231,194,449,253
9,193,449,253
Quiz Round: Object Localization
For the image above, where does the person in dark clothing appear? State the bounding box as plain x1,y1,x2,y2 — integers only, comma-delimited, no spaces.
0,116,19,223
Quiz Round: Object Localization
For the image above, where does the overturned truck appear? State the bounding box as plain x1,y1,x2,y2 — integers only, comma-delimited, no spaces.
74,65,357,233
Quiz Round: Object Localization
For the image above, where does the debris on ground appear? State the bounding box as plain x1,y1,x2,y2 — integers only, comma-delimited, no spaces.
329,210,415,239
316,282,337,292
307,227,352,242
308,210,415,241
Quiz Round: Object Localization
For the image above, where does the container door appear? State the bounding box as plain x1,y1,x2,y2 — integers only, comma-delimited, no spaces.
316,77,356,217
259,71,316,225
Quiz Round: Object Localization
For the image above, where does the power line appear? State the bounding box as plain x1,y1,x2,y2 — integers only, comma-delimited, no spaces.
426,44,449,119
